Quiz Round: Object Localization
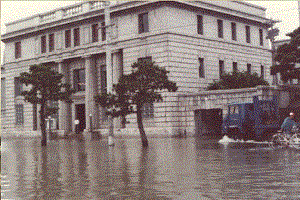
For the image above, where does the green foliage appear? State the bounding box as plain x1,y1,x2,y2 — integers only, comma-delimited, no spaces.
95,60,177,117
271,27,300,83
207,71,269,90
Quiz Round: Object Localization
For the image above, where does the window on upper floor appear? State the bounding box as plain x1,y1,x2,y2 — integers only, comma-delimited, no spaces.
15,41,21,59
138,13,149,34
74,28,80,47
233,62,238,72
73,69,85,92
15,104,24,125
14,77,23,97
65,29,71,48
198,57,205,78
217,19,223,38
41,35,47,53
261,65,264,79
100,65,107,93
246,25,251,43
49,33,55,52
247,63,251,73
197,15,203,35
92,23,99,42
259,29,264,46
142,102,154,118
1,78,6,113
101,22,106,41
219,60,224,78
231,22,237,41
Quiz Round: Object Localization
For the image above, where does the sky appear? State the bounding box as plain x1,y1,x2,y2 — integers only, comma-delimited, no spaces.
1,1,299,64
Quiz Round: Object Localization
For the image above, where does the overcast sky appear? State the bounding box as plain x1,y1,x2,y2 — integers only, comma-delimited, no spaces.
1,1,299,64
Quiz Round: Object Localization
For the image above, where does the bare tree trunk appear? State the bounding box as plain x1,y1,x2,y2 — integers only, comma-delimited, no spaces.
136,103,148,148
40,102,47,146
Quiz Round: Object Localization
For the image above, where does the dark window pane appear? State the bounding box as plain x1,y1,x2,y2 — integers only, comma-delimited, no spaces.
101,22,106,41
246,25,251,43
259,29,263,46
138,13,149,34
231,22,236,41
197,15,203,35
198,57,205,78
219,60,224,78
65,30,71,48
49,33,54,52
100,65,107,93
41,35,47,53
247,63,251,73
15,41,21,59
233,62,238,72
74,69,85,91
217,19,223,38
14,77,23,97
92,24,99,42
261,65,264,78
74,28,80,46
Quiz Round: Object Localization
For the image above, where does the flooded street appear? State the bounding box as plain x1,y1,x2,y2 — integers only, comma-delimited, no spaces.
1,137,300,199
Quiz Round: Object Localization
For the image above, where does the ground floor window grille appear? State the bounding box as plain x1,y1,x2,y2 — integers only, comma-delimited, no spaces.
15,104,24,125
142,103,154,118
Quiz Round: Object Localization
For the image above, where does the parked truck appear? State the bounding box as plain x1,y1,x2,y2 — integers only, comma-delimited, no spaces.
222,96,280,141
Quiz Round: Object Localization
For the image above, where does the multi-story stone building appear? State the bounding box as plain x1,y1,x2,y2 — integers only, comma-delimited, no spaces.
1,1,274,137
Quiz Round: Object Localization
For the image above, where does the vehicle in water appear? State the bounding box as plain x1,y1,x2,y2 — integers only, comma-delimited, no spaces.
222,96,280,141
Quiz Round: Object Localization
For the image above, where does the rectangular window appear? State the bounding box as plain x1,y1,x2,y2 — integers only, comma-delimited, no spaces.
138,13,149,34
101,22,106,41
65,29,71,48
219,60,224,78
231,22,237,41
198,57,205,78
1,78,6,113
15,104,24,125
247,63,251,73
233,62,238,72
259,29,264,46
197,15,203,35
15,41,21,59
74,28,80,47
49,33,54,52
41,35,47,53
92,24,99,42
14,77,23,97
100,65,107,93
73,69,85,92
217,19,223,38
261,65,264,78
142,103,154,118
246,25,251,43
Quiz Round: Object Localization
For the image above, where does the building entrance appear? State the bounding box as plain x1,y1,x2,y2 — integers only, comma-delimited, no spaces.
75,104,86,134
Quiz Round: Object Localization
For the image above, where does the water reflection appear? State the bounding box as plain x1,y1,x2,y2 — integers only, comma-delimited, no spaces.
1,137,300,199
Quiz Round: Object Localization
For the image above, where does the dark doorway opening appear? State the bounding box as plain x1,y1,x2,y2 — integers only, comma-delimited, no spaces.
75,104,86,134
194,108,223,139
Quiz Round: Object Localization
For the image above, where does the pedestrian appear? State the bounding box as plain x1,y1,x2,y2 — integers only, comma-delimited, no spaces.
280,112,297,135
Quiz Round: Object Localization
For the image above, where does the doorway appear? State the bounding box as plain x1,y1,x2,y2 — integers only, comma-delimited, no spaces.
75,104,86,133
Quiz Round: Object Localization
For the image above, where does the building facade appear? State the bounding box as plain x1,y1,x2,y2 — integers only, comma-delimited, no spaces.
1,1,274,137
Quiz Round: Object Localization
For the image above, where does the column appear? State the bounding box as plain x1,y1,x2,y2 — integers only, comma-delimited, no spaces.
84,55,97,132
58,61,72,135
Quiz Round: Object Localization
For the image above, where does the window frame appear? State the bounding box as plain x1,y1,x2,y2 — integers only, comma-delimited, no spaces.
233,62,238,72
138,13,149,34
41,35,47,53
73,69,86,92
197,15,203,35
100,65,107,94
101,22,106,41
142,102,154,118
14,77,23,97
259,29,264,46
15,104,24,125
246,25,251,43
65,29,71,48
49,33,55,52
92,23,99,43
198,57,205,78
231,22,237,41
15,41,21,59
73,28,80,47
247,63,251,73
217,19,223,38
219,60,224,78
260,65,264,78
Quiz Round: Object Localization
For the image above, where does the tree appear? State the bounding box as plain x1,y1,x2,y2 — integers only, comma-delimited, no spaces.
95,60,177,148
271,27,300,83
18,64,74,146
207,71,269,90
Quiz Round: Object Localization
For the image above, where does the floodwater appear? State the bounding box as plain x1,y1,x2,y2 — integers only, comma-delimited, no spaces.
1,137,300,200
